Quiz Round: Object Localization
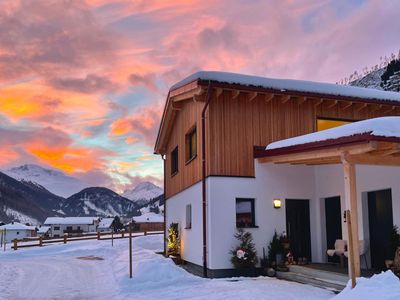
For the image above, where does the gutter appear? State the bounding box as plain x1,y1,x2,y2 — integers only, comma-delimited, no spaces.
161,154,167,256
201,81,213,278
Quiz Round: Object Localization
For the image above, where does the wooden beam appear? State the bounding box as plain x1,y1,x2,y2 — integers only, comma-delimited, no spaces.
342,157,361,284
258,142,377,164
172,86,205,102
383,105,395,114
341,101,353,110
171,102,184,110
354,103,367,113
345,153,400,166
232,90,240,100
215,88,223,99
314,99,323,107
281,95,291,104
327,100,338,109
248,91,258,102
297,97,307,105
265,94,274,103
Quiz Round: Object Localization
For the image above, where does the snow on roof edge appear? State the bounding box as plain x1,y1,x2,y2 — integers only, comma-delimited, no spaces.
44,217,98,225
266,117,400,150
170,71,400,103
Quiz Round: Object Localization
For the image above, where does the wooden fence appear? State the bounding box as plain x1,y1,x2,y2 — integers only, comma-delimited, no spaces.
11,230,163,251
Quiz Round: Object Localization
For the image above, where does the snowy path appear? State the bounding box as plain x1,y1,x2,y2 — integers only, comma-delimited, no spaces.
0,235,336,300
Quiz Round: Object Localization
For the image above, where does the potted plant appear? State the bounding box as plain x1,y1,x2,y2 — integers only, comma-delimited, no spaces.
167,223,181,264
230,228,258,277
267,230,285,269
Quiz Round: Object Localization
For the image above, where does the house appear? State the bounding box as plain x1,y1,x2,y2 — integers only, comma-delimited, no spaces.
97,218,114,232
37,226,51,237
0,222,37,243
154,71,400,279
132,213,164,232
44,217,99,237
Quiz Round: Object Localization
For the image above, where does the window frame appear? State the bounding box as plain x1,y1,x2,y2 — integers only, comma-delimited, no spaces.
235,198,257,228
171,146,179,176
185,126,197,164
185,204,192,229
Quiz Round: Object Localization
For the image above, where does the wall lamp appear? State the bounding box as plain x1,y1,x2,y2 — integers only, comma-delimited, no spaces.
273,198,282,209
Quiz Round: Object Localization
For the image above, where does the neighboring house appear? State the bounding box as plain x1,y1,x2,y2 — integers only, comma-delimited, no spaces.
44,217,99,237
37,226,51,237
154,71,400,278
0,222,37,243
132,213,164,232
97,218,114,232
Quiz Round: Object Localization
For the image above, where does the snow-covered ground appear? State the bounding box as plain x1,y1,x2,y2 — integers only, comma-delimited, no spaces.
0,235,333,300
0,235,398,300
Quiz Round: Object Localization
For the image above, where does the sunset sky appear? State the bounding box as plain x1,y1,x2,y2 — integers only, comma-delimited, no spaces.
1,0,399,192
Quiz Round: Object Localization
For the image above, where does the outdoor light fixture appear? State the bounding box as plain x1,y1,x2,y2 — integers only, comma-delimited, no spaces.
273,198,281,209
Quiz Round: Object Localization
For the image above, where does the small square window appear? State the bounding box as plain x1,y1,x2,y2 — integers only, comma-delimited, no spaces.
185,127,197,163
236,198,255,228
54,226,60,230
186,204,192,229
171,146,179,176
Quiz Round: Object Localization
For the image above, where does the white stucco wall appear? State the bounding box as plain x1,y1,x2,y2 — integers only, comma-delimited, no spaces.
165,182,204,266
165,161,400,272
1,229,33,243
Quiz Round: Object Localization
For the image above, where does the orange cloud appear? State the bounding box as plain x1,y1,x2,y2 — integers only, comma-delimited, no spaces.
125,137,138,144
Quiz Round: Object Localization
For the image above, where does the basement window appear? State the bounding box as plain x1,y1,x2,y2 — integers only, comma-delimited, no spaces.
185,126,197,164
236,198,256,228
171,146,179,176
185,204,192,229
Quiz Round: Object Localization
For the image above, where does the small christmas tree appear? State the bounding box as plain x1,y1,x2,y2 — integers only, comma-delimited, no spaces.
267,230,284,265
230,228,258,268
167,223,180,256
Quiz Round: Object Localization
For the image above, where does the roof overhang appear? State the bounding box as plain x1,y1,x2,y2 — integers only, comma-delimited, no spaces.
254,134,400,166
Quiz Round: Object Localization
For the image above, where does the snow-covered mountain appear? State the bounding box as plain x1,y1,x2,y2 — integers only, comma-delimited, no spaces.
4,164,89,198
122,182,163,205
349,68,385,90
63,187,141,217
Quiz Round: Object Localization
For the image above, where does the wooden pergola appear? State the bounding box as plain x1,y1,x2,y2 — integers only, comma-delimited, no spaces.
255,132,400,287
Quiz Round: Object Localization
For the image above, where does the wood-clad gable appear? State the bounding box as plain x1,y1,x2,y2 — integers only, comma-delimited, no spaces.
159,81,400,199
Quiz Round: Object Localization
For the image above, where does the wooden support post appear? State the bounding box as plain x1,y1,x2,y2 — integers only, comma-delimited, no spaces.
122,231,124,238
346,210,356,288
144,231,147,236
63,234,67,244
13,239,17,251
342,158,361,286
97,231,100,240
39,236,43,247
129,222,133,278
111,231,114,247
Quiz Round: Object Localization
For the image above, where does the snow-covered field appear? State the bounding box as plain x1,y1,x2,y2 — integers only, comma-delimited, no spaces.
0,235,398,300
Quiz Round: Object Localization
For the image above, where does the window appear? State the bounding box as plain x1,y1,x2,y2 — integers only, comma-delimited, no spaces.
17,231,19,235
185,204,192,229
317,118,353,131
54,226,60,230
66,226,73,231
171,146,179,175
236,198,256,228
185,127,197,163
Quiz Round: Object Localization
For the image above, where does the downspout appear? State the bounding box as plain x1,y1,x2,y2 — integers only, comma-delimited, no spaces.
201,81,213,278
161,154,167,256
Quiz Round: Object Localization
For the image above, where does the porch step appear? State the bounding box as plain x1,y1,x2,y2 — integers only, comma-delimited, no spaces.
276,265,348,292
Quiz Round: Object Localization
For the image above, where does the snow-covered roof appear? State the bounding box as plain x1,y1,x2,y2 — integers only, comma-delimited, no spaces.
133,213,164,223
171,71,400,103
266,117,400,150
98,218,114,228
37,226,50,234
44,217,98,225
0,222,35,231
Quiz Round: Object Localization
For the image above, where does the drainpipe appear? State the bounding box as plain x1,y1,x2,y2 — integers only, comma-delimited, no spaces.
201,81,213,278
161,154,167,256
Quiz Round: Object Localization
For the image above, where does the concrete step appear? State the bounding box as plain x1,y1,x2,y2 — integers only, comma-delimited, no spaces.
276,266,349,292
288,265,348,284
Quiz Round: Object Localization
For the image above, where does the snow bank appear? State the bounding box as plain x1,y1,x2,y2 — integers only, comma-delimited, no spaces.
334,271,400,300
171,71,400,102
266,117,400,150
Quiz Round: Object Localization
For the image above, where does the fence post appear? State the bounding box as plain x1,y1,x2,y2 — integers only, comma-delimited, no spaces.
97,231,100,240
13,239,17,251
122,231,124,238
39,236,43,247
63,234,67,244
129,222,132,278
144,231,147,236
